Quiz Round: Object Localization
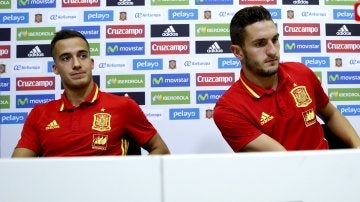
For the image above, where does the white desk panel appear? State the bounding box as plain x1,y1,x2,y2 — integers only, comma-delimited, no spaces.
163,150,360,202
0,156,162,202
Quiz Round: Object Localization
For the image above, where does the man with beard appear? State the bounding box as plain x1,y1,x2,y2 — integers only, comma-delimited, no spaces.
213,6,360,152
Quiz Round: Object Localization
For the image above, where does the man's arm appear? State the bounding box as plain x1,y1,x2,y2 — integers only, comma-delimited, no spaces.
319,102,360,148
142,133,170,155
241,134,287,152
12,148,37,158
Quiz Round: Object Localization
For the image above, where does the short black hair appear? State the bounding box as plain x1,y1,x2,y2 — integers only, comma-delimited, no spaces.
230,6,273,47
50,30,89,59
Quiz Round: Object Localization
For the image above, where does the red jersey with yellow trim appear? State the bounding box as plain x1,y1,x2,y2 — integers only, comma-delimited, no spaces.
15,83,157,156
214,62,329,151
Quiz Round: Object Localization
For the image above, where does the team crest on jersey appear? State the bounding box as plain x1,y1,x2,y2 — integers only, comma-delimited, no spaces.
302,108,316,127
92,112,111,132
290,86,312,108
92,134,108,150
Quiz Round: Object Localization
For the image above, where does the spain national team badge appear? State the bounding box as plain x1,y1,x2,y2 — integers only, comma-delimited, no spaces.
92,113,111,132
290,86,312,108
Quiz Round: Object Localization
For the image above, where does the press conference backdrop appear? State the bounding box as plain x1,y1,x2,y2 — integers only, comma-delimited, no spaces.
0,0,359,157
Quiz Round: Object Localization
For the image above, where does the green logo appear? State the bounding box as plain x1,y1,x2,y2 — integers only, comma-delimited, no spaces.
197,93,208,101
106,74,145,88
195,24,230,37
328,74,339,82
17,97,28,106
107,45,118,53
325,0,357,5
0,95,10,109
0,0,11,9
18,0,29,6
89,43,100,56
313,71,322,83
151,91,190,105
328,88,360,101
152,77,164,85
151,0,189,5
285,43,296,50
17,27,55,41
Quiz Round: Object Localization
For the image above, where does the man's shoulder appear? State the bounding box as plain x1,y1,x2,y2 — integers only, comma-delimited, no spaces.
280,62,312,74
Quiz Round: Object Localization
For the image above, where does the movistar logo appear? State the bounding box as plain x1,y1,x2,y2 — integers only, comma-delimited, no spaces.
197,93,208,101
19,0,29,6
152,77,164,85
285,42,296,50
17,97,28,105
107,45,118,53
329,74,339,82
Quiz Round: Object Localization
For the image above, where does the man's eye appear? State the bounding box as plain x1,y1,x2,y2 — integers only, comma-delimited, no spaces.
61,56,70,61
80,54,88,59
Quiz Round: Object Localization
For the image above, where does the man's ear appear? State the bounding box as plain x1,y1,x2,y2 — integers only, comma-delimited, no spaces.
230,45,243,60
52,63,59,75
91,58,94,70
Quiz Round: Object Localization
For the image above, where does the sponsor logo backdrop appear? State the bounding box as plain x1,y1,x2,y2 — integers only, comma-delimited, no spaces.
0,0,359,156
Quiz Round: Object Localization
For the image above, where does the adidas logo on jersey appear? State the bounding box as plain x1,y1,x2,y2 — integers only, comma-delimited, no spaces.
162,26,178,37
45,120,60,130
336,25,351,36
28,46,44,57
260,112,274,125
207,42,223,53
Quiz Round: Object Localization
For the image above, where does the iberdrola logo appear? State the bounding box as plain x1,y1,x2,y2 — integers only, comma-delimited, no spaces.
152,94,163,102
18,30,29,38
107,78,118,85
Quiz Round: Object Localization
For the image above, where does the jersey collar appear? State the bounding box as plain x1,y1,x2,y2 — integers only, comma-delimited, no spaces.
239,65,292,99
59,83,100,111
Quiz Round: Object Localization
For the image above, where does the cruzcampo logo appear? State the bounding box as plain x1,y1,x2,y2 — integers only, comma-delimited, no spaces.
195,24,230,37
313,71,322,83
106,74,145,88
151,0,189,5
17,27,55,41
0,0,11,9
151,91,190,105
325,0,357,5
89,43,100,56
0,95,10,109
328,88,360,101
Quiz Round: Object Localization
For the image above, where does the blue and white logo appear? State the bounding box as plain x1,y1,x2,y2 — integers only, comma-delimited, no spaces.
302,57,330,68
168,9,198,20
151,73,190,87
284,40,321,53
84,10,113,22
333,9,354,20
328,71,360,84
268,9,281,20
169,108,200,120
17,0,56,8
0,112,27,124
195,0,232,5
61,26,100,39
16,94,55,108
106,42,145,55
0,78,10,91
337,105,360,116
0,13,29,24
196,90,225,104
218,57,241,69
133,59,163,70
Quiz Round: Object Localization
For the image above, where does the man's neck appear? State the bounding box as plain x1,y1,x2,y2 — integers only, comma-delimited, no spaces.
64,81,94,107
243,69,278,90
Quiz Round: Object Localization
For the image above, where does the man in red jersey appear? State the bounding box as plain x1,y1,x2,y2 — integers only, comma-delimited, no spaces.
213,6,360,152
12,30,170,157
